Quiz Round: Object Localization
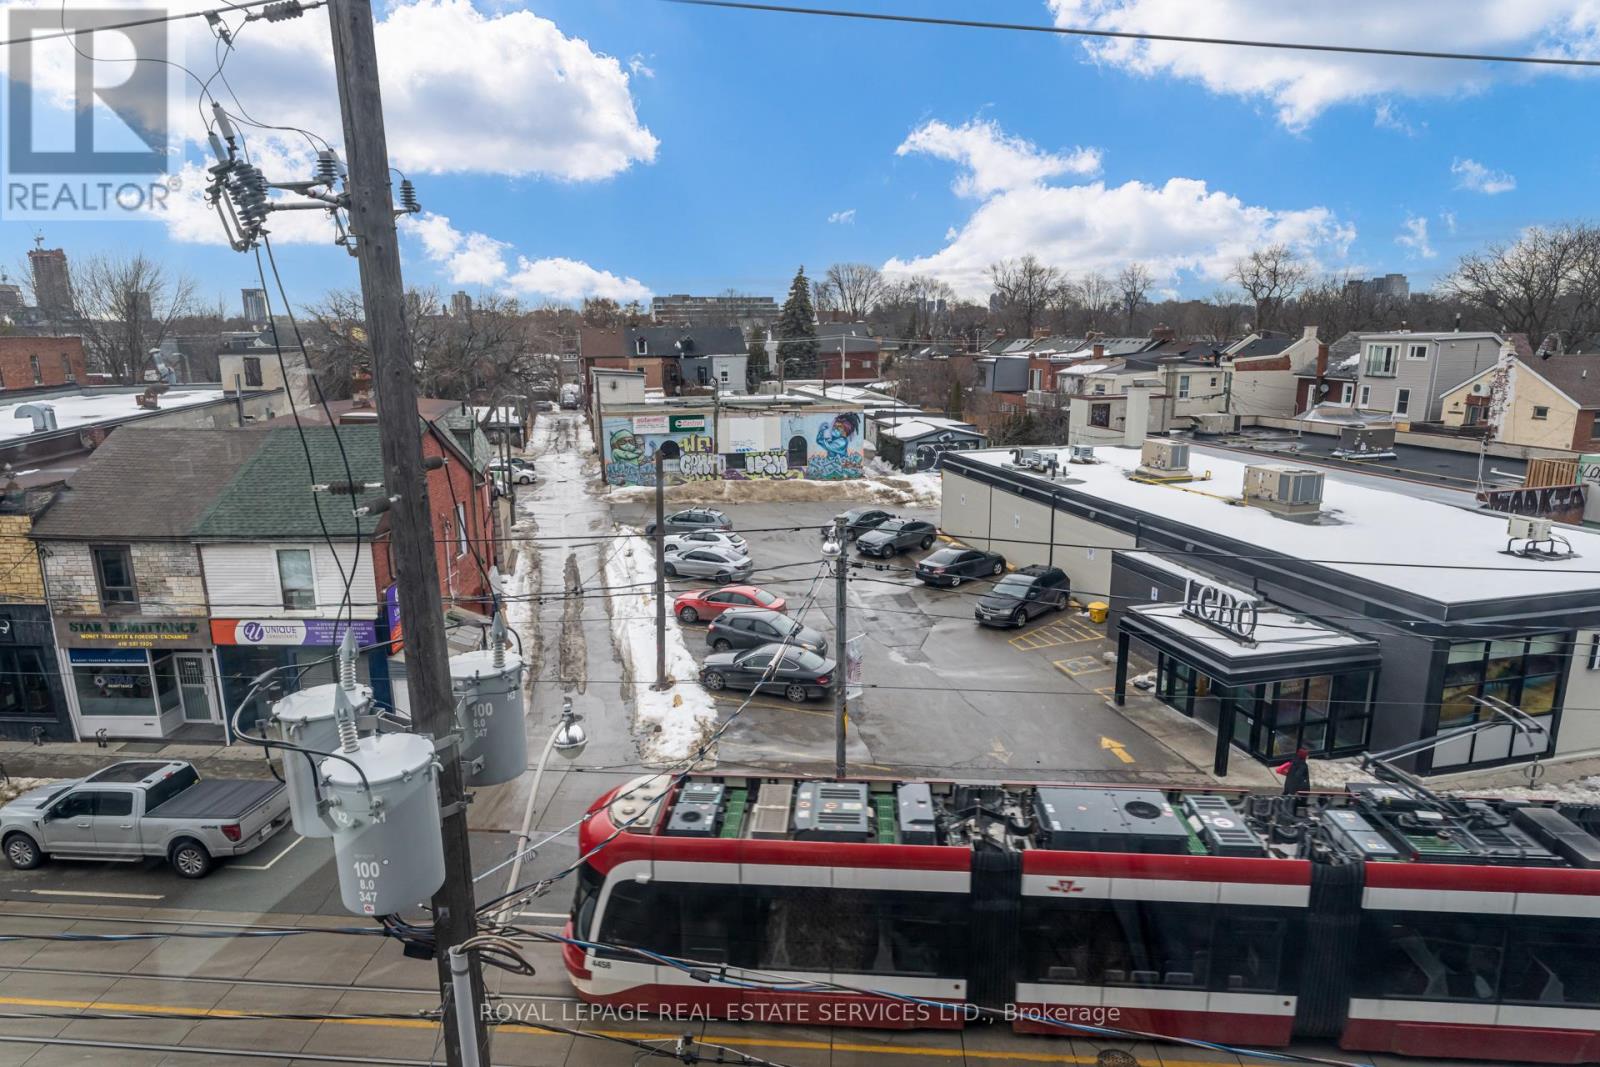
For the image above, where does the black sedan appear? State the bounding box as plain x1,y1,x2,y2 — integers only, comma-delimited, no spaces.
915,547,1006,587
705,608,827,655
824,507,894,541
699,643,837,703
855,518,937,558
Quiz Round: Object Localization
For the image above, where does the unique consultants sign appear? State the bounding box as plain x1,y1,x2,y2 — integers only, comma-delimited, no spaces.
56,617,206,649
1180,579,1259,644
210,618,379,647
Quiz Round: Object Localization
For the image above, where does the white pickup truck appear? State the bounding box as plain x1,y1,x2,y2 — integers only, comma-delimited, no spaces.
0,760,290,879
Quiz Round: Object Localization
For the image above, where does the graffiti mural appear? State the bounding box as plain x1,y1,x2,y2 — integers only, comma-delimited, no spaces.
797,411,864,480
677,451,724,480
742,450,791,478
600,412,864,485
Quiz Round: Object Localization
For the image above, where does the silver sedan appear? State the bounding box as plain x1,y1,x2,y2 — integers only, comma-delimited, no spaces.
662,546,753,582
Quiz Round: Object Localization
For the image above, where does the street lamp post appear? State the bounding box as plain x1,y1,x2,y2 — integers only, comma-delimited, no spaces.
499,697,586,917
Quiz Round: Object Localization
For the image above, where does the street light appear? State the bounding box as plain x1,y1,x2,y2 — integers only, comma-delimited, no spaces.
498,697,586,918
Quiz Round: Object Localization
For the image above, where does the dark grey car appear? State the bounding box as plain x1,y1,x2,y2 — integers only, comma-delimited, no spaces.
974,565,1070,627
855,517,937,558
915,547,1006,587
699,643,837,703
824,507,894,541
645,508,732,537
705,608,826,655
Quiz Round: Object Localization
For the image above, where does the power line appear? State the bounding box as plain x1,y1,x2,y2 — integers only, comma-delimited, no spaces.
659,0,1600,68
0,0,314,49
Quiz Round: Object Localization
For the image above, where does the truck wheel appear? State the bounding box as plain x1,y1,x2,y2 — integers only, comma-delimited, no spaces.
170,839,214,879
3,832,43,870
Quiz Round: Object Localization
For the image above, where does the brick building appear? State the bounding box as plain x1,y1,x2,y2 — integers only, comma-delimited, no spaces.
0,336,88,391
0,487,71,740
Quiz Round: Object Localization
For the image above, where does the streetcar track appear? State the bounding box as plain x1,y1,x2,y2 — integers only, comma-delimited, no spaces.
0,1032,441,1065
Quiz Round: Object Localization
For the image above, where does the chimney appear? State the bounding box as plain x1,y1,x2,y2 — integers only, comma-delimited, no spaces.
1032,326,1051,340
1315,343,1329,378
1454,313,1462,333
1092,343,1105,359
1302,325,1318,341
350,363,375,409
1148,322,1176,343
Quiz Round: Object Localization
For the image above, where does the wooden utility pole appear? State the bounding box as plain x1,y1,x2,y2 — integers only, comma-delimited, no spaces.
326,2,489,1064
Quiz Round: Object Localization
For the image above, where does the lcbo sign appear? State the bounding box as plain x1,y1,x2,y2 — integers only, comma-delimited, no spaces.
1181,579,1259,643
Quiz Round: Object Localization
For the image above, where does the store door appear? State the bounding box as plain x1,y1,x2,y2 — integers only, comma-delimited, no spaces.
176,654,217,723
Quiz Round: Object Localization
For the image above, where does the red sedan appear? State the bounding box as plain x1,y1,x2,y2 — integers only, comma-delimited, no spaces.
673,585,786,624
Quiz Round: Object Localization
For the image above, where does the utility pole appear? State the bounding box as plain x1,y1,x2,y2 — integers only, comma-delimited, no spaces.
831,515,848,779
651,441,679,690
326,2,488,1064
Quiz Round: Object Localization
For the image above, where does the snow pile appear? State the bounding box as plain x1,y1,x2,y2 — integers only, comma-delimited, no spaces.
602,530,717,761
0,777,55,804
604,473,940,509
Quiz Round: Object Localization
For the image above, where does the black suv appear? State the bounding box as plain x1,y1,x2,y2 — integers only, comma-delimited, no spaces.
974,565,1070,627
855,518,937,558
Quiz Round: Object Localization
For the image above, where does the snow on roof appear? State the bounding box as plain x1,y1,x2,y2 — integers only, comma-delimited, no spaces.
1059,362,1111,376
964,445,1600,603
882,419,980,441
0,389,226,442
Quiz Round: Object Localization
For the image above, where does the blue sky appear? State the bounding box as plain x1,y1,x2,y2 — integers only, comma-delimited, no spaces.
4,0,1599,310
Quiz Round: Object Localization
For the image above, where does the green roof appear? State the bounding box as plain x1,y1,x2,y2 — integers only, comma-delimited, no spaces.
192,425,387,539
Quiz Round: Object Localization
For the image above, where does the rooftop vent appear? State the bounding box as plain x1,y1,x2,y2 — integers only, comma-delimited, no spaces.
13,403,56,433
1068,443,1096,464
1243,464,1324,517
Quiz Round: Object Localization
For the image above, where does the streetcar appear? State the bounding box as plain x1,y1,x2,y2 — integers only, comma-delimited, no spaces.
563,775,1600,1064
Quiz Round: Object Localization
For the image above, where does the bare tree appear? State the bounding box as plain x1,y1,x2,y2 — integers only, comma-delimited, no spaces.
1444,224,1600,347
989,255,1061,337
823,263,884,321
1197,289,1246,344
69,253,197,383
878,274,955,339
1117,263,1153,334
1230,245,1308,332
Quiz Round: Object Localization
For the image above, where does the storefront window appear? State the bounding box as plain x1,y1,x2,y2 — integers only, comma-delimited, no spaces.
0,649,53,718
1433,634,1567,767
72,663,155,717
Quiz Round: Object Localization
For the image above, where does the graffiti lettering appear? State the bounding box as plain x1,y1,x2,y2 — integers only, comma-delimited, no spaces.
679,433,714,454
744,450,789,478
805,452,865,481
677,452,723,480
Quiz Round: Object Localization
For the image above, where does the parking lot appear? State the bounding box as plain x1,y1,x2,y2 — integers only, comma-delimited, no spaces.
611,495,1211,781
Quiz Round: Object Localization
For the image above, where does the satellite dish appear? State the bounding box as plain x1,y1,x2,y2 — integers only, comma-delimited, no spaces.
1317,382,1330,395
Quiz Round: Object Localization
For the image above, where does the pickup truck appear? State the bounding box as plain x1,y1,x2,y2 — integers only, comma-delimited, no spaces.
0,760,290,879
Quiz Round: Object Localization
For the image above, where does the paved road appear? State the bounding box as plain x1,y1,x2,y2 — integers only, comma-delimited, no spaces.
609,496,1207,781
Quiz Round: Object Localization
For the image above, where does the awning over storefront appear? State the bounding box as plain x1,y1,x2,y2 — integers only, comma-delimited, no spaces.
1120,601,1381,686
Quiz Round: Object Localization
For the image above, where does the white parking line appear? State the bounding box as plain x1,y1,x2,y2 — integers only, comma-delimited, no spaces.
231,834,305,872
25,889,164,901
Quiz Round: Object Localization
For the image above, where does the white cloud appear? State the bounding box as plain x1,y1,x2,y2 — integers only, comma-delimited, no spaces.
1452,157,1518,194
1396,215,1436,258
1373,101,1420,136
401,213,649,302
629,54,656,78
1046,1,1600,129
827,209,856,224
1440,209,1459,234
896,118,1101,198
884,119,1352,298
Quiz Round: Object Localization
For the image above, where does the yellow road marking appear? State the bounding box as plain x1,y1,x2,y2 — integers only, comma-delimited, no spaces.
0,993,1287,1066
1100,736,1135,764
1051,658,1110,678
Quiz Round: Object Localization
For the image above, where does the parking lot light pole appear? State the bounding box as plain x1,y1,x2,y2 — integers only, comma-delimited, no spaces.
825,516,848,779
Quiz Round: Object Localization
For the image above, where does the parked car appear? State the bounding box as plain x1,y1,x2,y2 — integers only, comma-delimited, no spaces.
915,547,1006,587
663,545,752,582
0,760,290,879
855,517,938,558
644,508,732,537
824,507,895,541
974,565,1070,627
663,529,748,556
673,585,785,624
489,460,535,485
699,643,836,703
706,608,826,655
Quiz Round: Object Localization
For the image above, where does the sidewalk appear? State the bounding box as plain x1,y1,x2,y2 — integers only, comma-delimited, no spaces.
0,735,278,783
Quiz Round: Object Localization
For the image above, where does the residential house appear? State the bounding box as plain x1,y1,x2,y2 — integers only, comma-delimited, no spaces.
1294,331,1362,413
1351,330,1509,422
1055,350,1228,441
1224,326,1327,419
1439,344,1600,451
580,325,749,396
30,429,267,742
815,323,882,382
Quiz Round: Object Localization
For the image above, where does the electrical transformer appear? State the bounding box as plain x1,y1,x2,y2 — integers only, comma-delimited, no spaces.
449,648,527,787
270,683,373,839
321,732,445,916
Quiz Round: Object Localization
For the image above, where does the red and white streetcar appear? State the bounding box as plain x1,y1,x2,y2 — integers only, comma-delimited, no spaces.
563,775,1600,1063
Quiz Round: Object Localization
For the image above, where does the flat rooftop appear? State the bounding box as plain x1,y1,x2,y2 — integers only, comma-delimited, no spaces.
960,445,1600,605
0,388,226,442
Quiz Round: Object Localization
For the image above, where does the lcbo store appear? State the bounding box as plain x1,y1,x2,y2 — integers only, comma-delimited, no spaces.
55,616,222,741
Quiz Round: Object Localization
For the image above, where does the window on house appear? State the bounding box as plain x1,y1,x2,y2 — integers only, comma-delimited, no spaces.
92,546,137,609
635,338,648,356
276,549,315,610
1364,344,1397,376
1340,383,1354,404
1177,375,1190,399
1093,383,1106,395
455,503,468,558
1089,403,1111,428
1532,405,1550,420
243,356,263,388
1395,388,1411,417
29,355,41,385
1407,343,1429,361
60,354,74,382
1359,385,1371,408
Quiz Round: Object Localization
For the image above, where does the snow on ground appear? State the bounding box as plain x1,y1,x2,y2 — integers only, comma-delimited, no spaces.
604,472,940,510
601,528,717,761
0,777,55,804
1307,754,1600,804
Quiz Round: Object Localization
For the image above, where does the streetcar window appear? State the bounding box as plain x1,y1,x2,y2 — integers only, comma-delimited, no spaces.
1022,900,1213,990
746,886,966,977
571,866,603,941
1358,914,1504,1002
598,881,676,952
1212,912,1291,993
1500,919,1600,1008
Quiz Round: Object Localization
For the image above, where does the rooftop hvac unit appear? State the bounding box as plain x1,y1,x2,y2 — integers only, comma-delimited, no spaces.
1243,464,1324,516
1192,412,1239,436
1507,515,1553,542
1139,438,1189,473
1068,444,1096,464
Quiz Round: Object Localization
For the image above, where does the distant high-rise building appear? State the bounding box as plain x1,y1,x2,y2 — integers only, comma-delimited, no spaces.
28,246,73,316
450,290,472,316
1344,273,1409,301
241,287,269,323
0,281,23,315
651,293,778,326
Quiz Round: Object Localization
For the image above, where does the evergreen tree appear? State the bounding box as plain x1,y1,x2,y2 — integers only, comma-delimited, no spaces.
745,325,769,388
776,266,818,378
